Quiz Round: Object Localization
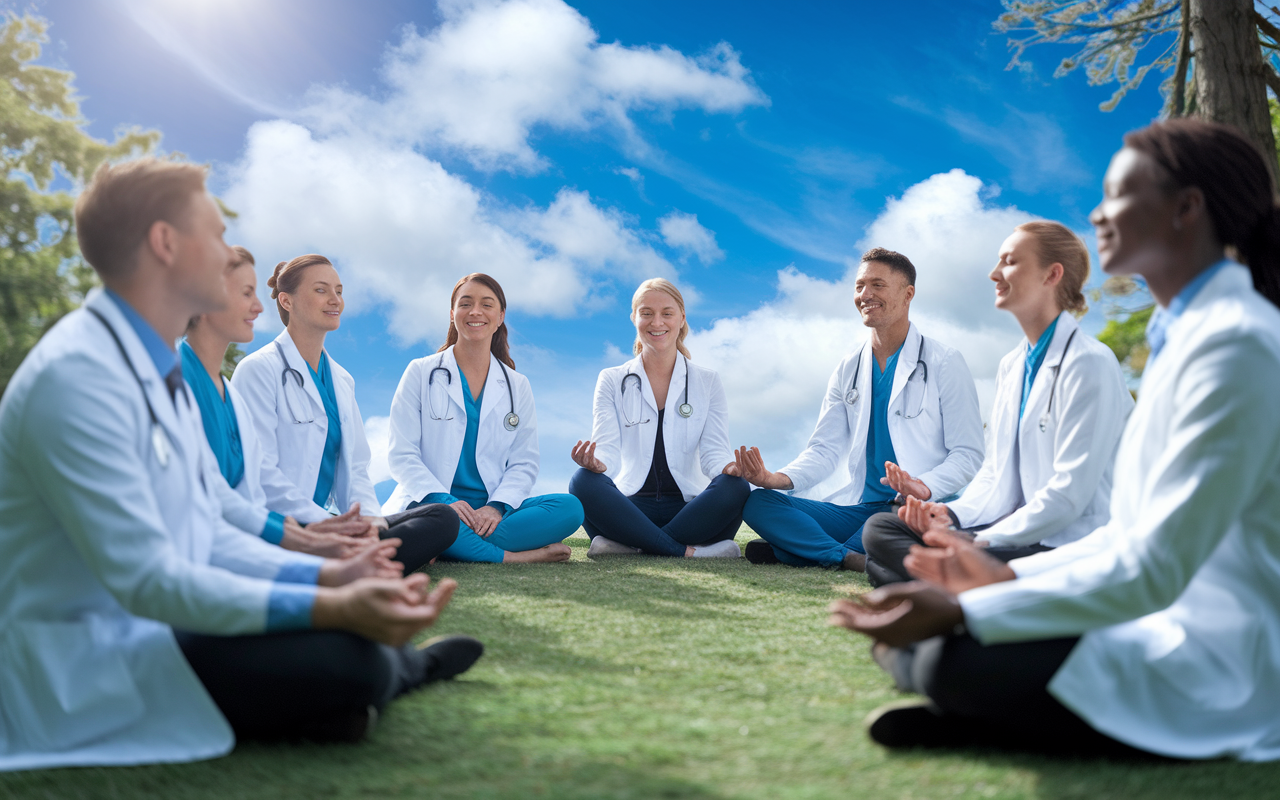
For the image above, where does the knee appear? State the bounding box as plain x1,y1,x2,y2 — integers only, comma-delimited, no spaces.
860,512,900,558
742,487,784,519
553,493,585,528
709,473,751,504
568,468,605,498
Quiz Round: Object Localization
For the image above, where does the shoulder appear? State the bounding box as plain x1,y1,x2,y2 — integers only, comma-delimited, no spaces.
920,335,972,376
597,363,629,384
233,344,278,378
687,360,720,382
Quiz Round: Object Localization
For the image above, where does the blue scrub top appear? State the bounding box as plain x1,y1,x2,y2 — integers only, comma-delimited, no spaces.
307,353,342,508
1020,316,1060,420
449,370,490,509
180,341,245,488
862,345,902,503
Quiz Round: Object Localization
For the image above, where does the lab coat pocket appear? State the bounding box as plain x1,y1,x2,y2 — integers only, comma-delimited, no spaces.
1,619,145,750
1145,614,1261,712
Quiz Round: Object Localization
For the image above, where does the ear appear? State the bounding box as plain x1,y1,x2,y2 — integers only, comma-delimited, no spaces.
278,292,293,313
904,284,915,303
1044,262,1065,287
144,219,180,268
1174,185,1206,231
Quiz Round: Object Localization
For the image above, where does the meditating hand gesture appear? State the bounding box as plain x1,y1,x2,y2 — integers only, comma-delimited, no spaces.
319,538,405,586
882,462,931,501
571,440,609,474
732,445,794,490
905,530,1016,594
827,582,964,648
314,573,459,647
452,501,503,537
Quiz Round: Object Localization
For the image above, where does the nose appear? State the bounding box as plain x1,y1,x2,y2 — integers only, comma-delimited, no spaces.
988,263,1003,282
1088,202,1105,227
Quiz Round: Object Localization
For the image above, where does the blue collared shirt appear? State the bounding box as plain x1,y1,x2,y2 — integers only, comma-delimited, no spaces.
105,289,177,378
1147,259,1231,363
1020,316,1059,420
104,291,314,628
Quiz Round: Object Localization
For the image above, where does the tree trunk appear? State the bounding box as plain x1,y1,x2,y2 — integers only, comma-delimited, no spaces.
1189,0,1279,184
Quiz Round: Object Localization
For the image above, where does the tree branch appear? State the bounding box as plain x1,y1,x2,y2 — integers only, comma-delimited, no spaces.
1172,0,1191,115
1254,10,1280,48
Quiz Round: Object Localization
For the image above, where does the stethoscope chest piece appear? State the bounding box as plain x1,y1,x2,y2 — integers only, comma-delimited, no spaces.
151,423,171,469
844,387,860,406
1038,416,1049,433
678,403,693,418
504,411,520,431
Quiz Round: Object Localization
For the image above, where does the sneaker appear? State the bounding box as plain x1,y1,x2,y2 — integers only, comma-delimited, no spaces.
587,535,642,557
744,539,780,564
691,539,742,558
418,634,485,682
865,700,965,749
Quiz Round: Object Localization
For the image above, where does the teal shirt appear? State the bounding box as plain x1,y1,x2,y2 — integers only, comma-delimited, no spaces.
1020,316,1060,420
180,341,244,488
307,353,342,509
423,369,510,514
862,345,902,503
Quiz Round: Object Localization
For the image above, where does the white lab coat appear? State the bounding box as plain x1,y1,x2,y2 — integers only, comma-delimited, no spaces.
947,312,1134,548
781,323,984,505
0,291,323,771
231,330,380,524
383,347,540,513
589,354,733,500
961,264,1280,761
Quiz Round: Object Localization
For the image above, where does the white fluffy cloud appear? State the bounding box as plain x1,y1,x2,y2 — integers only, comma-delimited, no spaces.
302,0,768,171
659,211,725,264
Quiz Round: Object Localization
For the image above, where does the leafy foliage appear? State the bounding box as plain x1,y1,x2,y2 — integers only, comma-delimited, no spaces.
222,342,245,380
0,13,158,395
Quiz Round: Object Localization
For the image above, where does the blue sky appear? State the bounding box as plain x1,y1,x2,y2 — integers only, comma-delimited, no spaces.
29,0,1164,500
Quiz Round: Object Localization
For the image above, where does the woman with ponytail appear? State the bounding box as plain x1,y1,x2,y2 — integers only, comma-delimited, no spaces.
831,119,1280,761
232,255,464,576
383,273,581,564
568,278,749,558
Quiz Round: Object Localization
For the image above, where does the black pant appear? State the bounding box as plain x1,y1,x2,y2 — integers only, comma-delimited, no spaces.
175,629,431,741
382,503,459,573
903,633,1159,758
862,511,1051,587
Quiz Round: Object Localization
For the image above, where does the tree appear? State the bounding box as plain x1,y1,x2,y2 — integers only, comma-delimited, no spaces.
0,14,158,396
998,1,1280,177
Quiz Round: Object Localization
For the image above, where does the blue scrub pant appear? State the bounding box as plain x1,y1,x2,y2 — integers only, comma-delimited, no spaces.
569,469,750,557
437,494,583,564
742,489,893,567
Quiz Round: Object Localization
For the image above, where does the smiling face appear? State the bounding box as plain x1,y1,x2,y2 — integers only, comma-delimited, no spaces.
280,262,343,333
450,279,505,345
1090,147,1181,278
200,261,264,344
632,289,684,356
854,260,914,329
990,229,1061,315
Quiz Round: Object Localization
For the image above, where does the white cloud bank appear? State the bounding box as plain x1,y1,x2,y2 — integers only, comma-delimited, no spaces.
224,0,751,344
659,211,725,264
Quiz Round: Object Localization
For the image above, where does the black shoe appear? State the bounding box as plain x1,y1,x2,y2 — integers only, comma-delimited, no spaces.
418,635,485,682
865,700,966,749
744,539,780,564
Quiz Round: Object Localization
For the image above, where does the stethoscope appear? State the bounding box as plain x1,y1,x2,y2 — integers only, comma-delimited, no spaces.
275,341,317,425
844,337,929,419
1038,329,1078,433
87,307,175,469
427,353,520,431
621,356,692,427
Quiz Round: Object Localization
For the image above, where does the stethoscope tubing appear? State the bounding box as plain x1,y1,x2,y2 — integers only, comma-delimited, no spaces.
275,341,316,425
427,352,520,430
845,336,928,419
621,355,692,426
87,307,178,469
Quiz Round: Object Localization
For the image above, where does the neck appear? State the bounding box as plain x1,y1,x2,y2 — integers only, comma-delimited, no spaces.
641,346,678,375
869,314,910,361
185,325,231,396
1016,304,1061,345
105,275,193,346
1143,243,1225,307
454,336,492,370
287,324,327,371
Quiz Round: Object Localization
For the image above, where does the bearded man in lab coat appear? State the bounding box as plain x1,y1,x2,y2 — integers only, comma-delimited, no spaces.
0,158,479,771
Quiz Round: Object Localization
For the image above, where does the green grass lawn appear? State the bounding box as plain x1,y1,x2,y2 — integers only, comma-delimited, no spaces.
4,529,1277,799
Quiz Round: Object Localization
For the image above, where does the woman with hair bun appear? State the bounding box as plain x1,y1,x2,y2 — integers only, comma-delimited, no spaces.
383,273,580,564
232,254,462,575
568,278,749,558
832,118,1280,761
861,221,1134,588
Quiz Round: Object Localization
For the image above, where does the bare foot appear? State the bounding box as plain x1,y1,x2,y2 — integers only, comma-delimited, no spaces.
502,543,572,563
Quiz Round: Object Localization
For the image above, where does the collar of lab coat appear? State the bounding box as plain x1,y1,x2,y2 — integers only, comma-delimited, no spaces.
272,329,326,416
437,346,509,423
85,290,188,456
624,352,688,415
1039,311,1078,371
887,322,923,408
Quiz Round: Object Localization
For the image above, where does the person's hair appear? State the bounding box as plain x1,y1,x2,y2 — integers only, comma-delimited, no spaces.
437,273,516,369
231,245,255,267
74,158,208,281
1124,118,1280,308
1015,221,1090,314
631,278,692,359
859,247,916,287
268,254,332,326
